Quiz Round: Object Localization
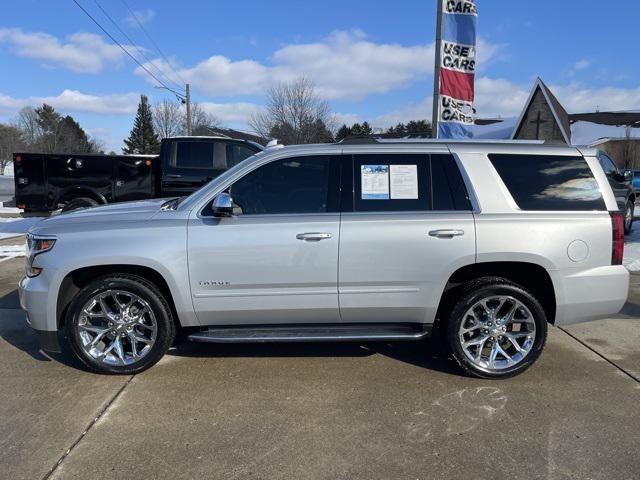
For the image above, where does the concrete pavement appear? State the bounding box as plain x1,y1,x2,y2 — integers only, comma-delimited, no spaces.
0,247,638,480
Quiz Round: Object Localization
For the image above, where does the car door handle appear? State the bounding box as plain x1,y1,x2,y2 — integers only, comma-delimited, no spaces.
296,232,332,242
428,229,464,238
165,174,182,179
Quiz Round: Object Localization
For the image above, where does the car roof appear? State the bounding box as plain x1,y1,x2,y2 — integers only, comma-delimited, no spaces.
262,139,592,157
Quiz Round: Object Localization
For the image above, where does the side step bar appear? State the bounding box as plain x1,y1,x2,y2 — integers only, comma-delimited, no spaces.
188,324,431,344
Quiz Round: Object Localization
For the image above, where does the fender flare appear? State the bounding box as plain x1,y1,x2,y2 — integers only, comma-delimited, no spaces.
54,187,108,207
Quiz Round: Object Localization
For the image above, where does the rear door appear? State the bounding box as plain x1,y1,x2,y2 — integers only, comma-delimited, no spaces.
338,151,476,325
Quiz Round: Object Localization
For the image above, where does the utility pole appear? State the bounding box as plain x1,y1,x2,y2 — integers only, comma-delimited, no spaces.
186,83,192,136
432,0,444,139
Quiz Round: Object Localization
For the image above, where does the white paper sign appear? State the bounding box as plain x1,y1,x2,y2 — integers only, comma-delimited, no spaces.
390,165,418,199
361,165,390,199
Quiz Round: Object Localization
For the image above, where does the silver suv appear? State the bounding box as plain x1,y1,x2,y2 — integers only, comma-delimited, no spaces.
19,140,629,378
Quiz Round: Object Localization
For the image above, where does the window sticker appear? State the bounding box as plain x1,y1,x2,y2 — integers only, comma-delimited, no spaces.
390,164,419,199
361,165,390,199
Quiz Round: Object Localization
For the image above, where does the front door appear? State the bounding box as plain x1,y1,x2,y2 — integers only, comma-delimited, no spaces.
338,153,476,325
188,155,342,325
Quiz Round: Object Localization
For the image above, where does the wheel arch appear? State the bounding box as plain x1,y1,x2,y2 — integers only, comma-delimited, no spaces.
57,264,180,330
54,187,108,208
437,261,557,325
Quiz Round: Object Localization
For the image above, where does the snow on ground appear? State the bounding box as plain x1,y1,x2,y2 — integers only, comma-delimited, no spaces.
624,227,640,272
0,216,43,239
0,243,25,261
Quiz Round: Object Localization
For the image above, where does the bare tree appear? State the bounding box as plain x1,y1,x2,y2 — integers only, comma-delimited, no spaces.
249,77,335,145
0,124,25,174
14,106,41,147
152,99,183,139
189,103,221,135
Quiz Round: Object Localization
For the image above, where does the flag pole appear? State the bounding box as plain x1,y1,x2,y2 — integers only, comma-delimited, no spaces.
432,0,444,139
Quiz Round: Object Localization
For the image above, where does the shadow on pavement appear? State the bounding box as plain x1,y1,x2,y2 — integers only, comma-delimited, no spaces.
167,336,465,377
0,289,87,369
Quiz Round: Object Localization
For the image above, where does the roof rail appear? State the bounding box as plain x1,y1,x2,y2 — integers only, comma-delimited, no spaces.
338,136,546,145
339,136,380,145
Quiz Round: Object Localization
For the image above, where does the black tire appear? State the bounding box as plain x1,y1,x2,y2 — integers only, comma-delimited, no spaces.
64,274,176,375
624,200,634,235
445,276,547,379
61,197,99,212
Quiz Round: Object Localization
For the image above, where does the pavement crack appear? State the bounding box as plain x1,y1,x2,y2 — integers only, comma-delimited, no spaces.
41,375,135,480
558,327,639,383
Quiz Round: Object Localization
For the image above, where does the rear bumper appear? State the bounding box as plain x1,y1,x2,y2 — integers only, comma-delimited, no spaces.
554,265,629,326
19,275,61,352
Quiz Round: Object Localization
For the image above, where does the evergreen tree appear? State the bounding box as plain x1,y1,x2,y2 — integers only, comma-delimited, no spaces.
350,123,363,136
360,121,373,136
335,124,352,142
406,120,432,138
123,95,160,154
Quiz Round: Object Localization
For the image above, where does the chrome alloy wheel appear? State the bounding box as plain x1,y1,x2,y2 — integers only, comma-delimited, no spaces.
458,295,536,372
77,290,157,366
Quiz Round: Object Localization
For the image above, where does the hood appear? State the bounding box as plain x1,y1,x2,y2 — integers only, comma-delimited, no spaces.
29,198,170,235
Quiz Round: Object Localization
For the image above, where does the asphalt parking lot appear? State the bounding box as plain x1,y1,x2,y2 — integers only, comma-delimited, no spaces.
0,235,639,480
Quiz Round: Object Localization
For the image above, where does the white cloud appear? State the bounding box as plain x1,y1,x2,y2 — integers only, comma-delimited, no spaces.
198,101,262,125
370,77,640,129
136,30,504,100
0,90,140,115
124,9,156,27
573,59,590,71
0,28,134,73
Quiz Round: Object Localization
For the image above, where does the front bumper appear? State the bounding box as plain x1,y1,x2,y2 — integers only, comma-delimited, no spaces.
18,275,61,352
554,265,630,326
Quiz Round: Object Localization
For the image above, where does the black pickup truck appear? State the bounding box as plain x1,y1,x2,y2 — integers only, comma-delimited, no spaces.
13,136,263,212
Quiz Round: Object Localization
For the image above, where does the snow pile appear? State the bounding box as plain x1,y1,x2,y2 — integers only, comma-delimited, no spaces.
0,217,43,239
0,243,25,261
624,227,640,272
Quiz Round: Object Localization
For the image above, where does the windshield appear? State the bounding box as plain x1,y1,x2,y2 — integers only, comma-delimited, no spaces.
177,149,268,211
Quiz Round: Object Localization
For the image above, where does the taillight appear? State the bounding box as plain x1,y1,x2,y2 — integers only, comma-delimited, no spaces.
610,211,624,265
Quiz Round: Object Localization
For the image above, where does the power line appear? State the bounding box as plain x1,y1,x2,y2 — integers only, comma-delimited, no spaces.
120,0,187,86
70,0,185,98
92,0,183,90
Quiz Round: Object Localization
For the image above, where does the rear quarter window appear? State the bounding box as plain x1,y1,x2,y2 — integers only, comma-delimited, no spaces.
488,154,606,211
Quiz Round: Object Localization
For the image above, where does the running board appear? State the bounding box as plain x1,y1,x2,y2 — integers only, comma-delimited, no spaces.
188,324,431,344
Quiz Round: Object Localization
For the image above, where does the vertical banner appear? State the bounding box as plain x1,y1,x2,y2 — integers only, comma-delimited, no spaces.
432,0,477,139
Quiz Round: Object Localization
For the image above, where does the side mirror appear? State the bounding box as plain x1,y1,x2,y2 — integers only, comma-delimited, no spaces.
623,169,633,182
212,192,234,217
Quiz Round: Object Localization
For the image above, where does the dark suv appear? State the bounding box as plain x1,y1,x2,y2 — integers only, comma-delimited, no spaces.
598,152,635,233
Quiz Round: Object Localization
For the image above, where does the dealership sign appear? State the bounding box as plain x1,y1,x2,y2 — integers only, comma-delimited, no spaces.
433,0,477,139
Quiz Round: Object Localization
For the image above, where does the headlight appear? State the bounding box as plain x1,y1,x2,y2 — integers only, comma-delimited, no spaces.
25,233,56,277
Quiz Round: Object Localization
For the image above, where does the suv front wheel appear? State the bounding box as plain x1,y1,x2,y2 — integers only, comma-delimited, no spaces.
64,274,176,374
446,277,547,379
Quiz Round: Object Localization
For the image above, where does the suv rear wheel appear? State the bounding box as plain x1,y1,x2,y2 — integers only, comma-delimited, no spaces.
61,197,99,212
64,274,175,374
446,277,547,379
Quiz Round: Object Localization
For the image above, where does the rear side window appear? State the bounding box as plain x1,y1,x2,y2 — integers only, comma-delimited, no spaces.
488,154,606,211
353,154,430,212
172,141,214,169
351,154,471,212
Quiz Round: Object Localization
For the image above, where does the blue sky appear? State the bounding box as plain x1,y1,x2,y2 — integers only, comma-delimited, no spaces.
1,0,640,151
